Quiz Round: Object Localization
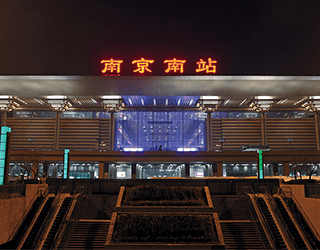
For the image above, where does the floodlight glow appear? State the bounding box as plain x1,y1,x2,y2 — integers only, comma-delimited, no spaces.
46,95,65,99
256,96,272,99
177,148,197,152
123,148,143,152
201,96,219,100
101,95,121,99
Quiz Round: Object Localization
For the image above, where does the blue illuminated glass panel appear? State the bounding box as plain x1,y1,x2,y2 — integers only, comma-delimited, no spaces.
114,111,206,151
0,126,11,185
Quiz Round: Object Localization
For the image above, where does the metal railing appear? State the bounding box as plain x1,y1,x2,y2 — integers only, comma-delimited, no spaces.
276,186,320,244
30,186,71,249
10,186,54,249
56,191,92,249
236,186,268,249
260,186,297,250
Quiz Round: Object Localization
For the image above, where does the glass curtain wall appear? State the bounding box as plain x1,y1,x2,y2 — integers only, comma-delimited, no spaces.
114,111,206,151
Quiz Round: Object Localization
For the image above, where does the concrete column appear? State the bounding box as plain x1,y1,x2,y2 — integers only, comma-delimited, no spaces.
99,162,104,179
283,162,290,176
217,162,223,177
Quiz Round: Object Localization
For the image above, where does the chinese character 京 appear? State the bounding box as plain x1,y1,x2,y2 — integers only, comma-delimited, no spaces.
101,58,123,73
132,58,154,73
196,58,217,73
164,58,186,73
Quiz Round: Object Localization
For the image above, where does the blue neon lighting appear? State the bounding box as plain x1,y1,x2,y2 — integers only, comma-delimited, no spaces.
115,111,206,151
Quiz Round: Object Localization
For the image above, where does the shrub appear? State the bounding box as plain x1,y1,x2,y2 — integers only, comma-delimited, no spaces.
122,185,207,206
112,213,218,244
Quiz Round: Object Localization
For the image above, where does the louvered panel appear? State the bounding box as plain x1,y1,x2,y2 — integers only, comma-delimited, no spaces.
6,117,55,150
266,118,317,150
59,118,100,151
211,118,262,151
99,118,112,150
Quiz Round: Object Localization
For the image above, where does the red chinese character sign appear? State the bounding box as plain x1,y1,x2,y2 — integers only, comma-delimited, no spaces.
100,57,217,75
164,58,186,73
101,59,123,73
132,58,154,73
196,58,217,73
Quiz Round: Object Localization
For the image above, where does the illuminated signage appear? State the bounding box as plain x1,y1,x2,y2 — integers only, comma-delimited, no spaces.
100,58,217,75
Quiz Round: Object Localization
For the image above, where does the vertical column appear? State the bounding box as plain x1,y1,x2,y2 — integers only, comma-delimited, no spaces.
110,112,115,151
54,112,60,150
315,112,320,150
283,162,290,176
0,127,11,185
207,112,212,151
217,162,223,177
185,163,190,177
99,162,104,179
63,149,70,179
1,112,7,127
132,163,136,179
273,163,279,176
261,112,267,146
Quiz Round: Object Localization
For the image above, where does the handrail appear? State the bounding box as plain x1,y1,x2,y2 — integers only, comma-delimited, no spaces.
11,186,54,249
236,186,270,250
57,193,91,249
241,186,277,249
49,193,80,250
260,186,297,250
276,186,320,242
30,186,70,249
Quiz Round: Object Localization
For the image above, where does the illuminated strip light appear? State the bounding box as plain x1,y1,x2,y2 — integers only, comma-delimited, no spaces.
278,99,288,104
153,99,156,105
34,98,44,105
166,99,168,106
91,98,97,104
63,149,70,179
102,95,121,99
177,148,197,152
189,99,193,105
239,99,247,106
256,96,273,100
123,148,143,152
294,98,305,105
141,99,144,105
177,99,181,105
224,99,230,105
128,98,133,105
16,97,27,105
0,127,11,185
201,96,219,100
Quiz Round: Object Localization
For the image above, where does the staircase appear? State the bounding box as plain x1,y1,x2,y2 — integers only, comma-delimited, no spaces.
256,197,287,249
42,196,72,249
212,195,271,249
60,195,116,248
274,196,309,249
20,197,54,249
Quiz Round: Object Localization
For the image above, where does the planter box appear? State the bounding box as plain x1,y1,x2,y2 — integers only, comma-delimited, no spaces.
116,186,213,212
105,212,224,249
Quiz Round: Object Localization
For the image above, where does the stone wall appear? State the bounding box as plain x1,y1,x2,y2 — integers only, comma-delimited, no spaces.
0,184,47,245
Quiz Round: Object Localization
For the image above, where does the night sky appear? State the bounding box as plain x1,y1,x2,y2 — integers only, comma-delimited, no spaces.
1,0,320,75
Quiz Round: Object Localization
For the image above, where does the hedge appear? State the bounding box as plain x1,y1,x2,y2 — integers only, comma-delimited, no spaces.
122,185,207,206
112,213,218,244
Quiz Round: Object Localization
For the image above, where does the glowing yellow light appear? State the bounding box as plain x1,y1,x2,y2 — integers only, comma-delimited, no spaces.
101,58,123,73
196,58,217,73
164,58,186,73
132,58,154,73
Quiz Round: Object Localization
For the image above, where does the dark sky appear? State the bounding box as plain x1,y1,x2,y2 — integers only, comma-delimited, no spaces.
1,0,320,75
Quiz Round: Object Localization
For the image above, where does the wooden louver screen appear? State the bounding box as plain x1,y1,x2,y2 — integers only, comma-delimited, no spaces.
211,118,262,151
266,118,316,150
6,117,56,150
59,118,112,151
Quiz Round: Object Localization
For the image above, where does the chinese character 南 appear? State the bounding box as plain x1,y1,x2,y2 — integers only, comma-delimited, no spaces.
164,58,186,73
101,59,123,73
132,58,154,73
